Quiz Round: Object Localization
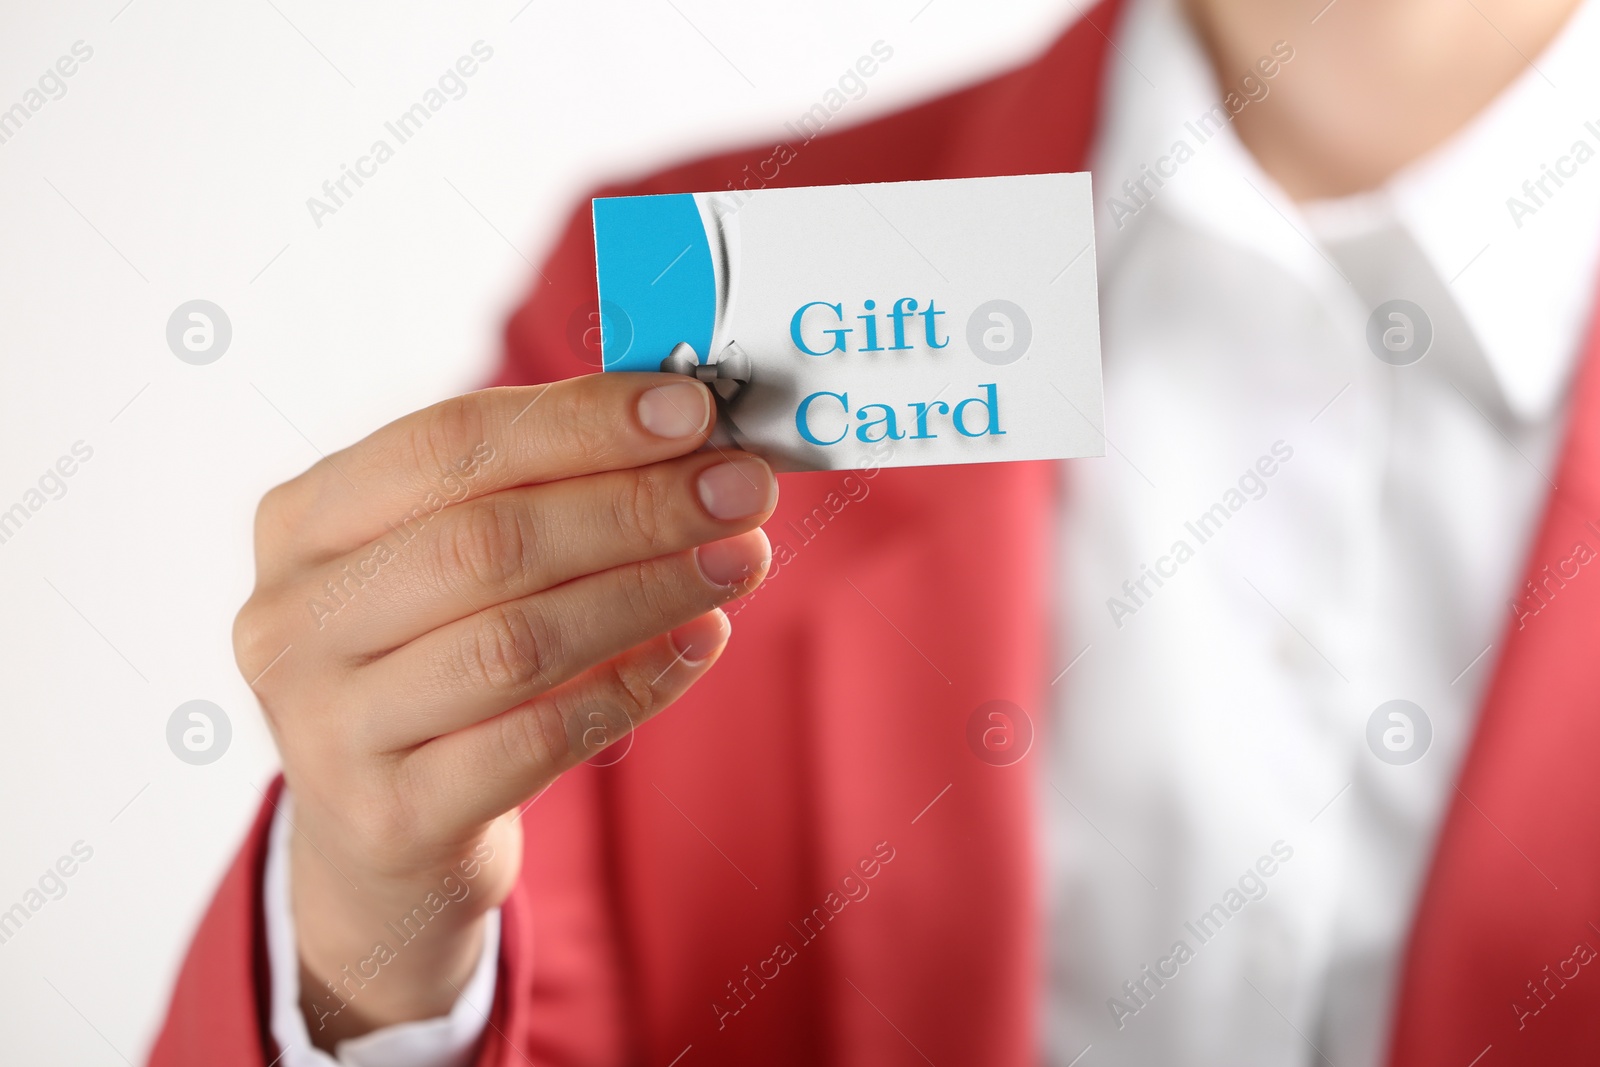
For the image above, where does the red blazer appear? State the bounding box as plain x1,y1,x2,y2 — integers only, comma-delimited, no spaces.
151,2,1600,1062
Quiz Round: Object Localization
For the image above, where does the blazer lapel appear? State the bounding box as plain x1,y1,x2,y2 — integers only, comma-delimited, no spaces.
1389,296,1600,1062
811,11,1125,1064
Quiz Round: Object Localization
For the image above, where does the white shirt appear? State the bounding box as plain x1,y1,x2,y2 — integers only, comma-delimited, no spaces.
265,0,1600,1062
263,793,499,1067
1045,0,1600,1064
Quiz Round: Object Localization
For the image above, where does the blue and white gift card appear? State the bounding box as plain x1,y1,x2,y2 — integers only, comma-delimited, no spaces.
593,173,1104,472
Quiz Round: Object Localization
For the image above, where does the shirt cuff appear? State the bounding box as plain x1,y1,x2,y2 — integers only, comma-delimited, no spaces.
263,790,500,1067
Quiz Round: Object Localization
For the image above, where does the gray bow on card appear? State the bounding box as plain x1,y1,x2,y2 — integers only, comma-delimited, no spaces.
661,340,752,448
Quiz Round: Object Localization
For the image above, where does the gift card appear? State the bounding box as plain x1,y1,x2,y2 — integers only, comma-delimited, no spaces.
592,172,1104,472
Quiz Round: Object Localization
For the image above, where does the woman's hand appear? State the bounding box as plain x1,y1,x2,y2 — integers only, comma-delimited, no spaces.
231,373,776,1046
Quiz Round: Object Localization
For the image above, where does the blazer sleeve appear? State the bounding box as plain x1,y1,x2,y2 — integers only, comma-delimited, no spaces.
147,772,633,1066
146,776,281,1066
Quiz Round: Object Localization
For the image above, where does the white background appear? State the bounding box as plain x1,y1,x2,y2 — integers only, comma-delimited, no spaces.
0,0,1080,1060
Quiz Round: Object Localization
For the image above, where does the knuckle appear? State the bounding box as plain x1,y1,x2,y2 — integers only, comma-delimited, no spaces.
545,384,615,465
456,602,557,692
231,598,281,684
253,480,301,550
413,395,487,479
612,468,673,551
607,658,661,726
254,481,288,529
443,498,534,594
617,559,679,628
493,702,570,773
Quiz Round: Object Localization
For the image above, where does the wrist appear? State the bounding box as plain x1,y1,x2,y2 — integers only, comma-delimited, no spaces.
287,827,508,1047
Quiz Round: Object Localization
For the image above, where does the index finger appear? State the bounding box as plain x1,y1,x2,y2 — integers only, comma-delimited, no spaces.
257,373,715,568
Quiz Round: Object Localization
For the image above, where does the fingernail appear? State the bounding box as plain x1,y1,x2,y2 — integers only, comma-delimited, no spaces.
696,457,775,520
637,382,711,438
669,608,731,665
695,529,771,588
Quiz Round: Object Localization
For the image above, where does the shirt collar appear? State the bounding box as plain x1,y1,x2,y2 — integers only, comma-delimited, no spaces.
1092,0,1600,423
